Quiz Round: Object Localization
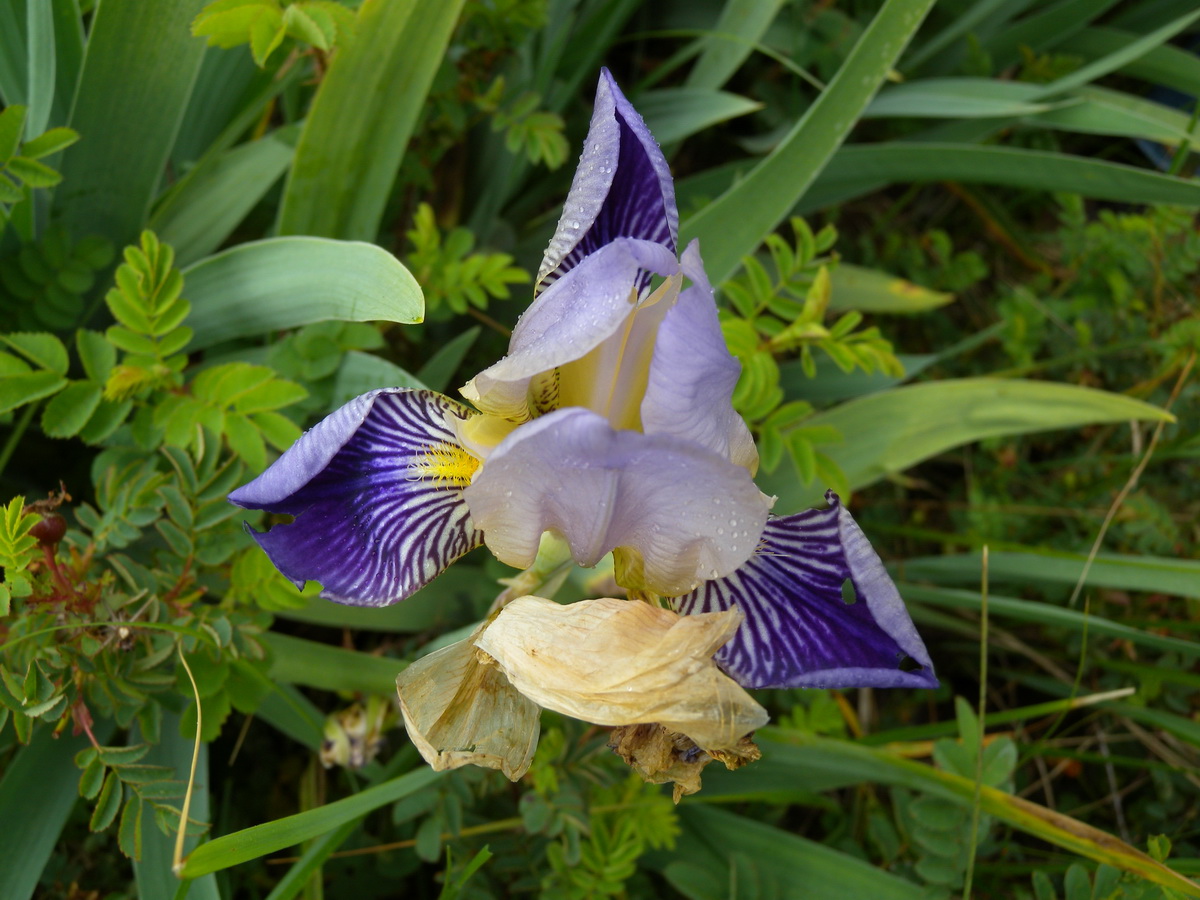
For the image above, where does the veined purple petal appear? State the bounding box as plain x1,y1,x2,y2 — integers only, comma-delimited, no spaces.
675,492,937,690
641,240,758,473
464,408,771,596
229,389,484,606
463,238,678,421
536,68,679,293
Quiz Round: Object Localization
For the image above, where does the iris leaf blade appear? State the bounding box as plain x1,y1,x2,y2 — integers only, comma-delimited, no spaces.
1060,26,1200,98
797,143,1200,215
52,0,208,250
182,237,423,349
25,0,55,136
276,0,466,240
1028,85,1200,149
262,632,406,694
0,724,112,900
0,0,27,106
904,584,1200,658
656,805,926,900
132,715,220,900
903,550,1200,599
681,0,939,285
637,88,762,144
151,128,298,268
760,378,1173,511
683,0,787,92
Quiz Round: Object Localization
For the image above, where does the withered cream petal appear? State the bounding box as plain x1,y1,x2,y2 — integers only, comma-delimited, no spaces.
474,596,769,751
396,635,540,782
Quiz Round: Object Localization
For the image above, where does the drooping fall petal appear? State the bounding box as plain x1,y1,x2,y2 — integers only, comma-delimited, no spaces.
536,67,678,293
474,595,769,751
228,389,483,606
675,491,937,690
464,408,771,595
396,634,541,782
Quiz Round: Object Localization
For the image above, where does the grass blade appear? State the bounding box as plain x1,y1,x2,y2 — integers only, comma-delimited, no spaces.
262,820,360,900
760,731,1200,897
277,0,466,240
681,0,938,285
178,767,441,878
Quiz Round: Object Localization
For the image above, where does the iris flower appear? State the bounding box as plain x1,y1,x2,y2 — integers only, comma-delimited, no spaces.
229,70,935,783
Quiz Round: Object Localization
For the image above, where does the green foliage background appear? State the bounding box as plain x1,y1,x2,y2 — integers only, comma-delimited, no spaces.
1,0,1199,898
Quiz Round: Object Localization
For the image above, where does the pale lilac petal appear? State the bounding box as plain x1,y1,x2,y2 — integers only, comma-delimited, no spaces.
229,389,484,606
464,408,771,596
675,492,937,690
462,237,678,420
536,68,679,292
641,240,758,472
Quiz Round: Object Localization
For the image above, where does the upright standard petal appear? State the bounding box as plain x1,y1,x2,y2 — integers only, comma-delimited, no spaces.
641,240,758,473
475,596,768,751
464,408,771,596
229,389,484,606
675,492,937,690
536,68,679,293
463,238,678,421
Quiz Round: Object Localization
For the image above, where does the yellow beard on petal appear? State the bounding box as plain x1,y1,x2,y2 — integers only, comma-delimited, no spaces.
410,441,481,487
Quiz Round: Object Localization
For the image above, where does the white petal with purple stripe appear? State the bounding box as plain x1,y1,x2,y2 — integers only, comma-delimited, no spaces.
229,389,484,606
675,492,937,690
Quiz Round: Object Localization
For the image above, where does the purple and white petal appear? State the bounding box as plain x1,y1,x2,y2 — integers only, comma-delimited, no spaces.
463,238,678,421
641,240,758,473
675,491,937,690
536,68,679,293
229,389,484,607
464,407,771,596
